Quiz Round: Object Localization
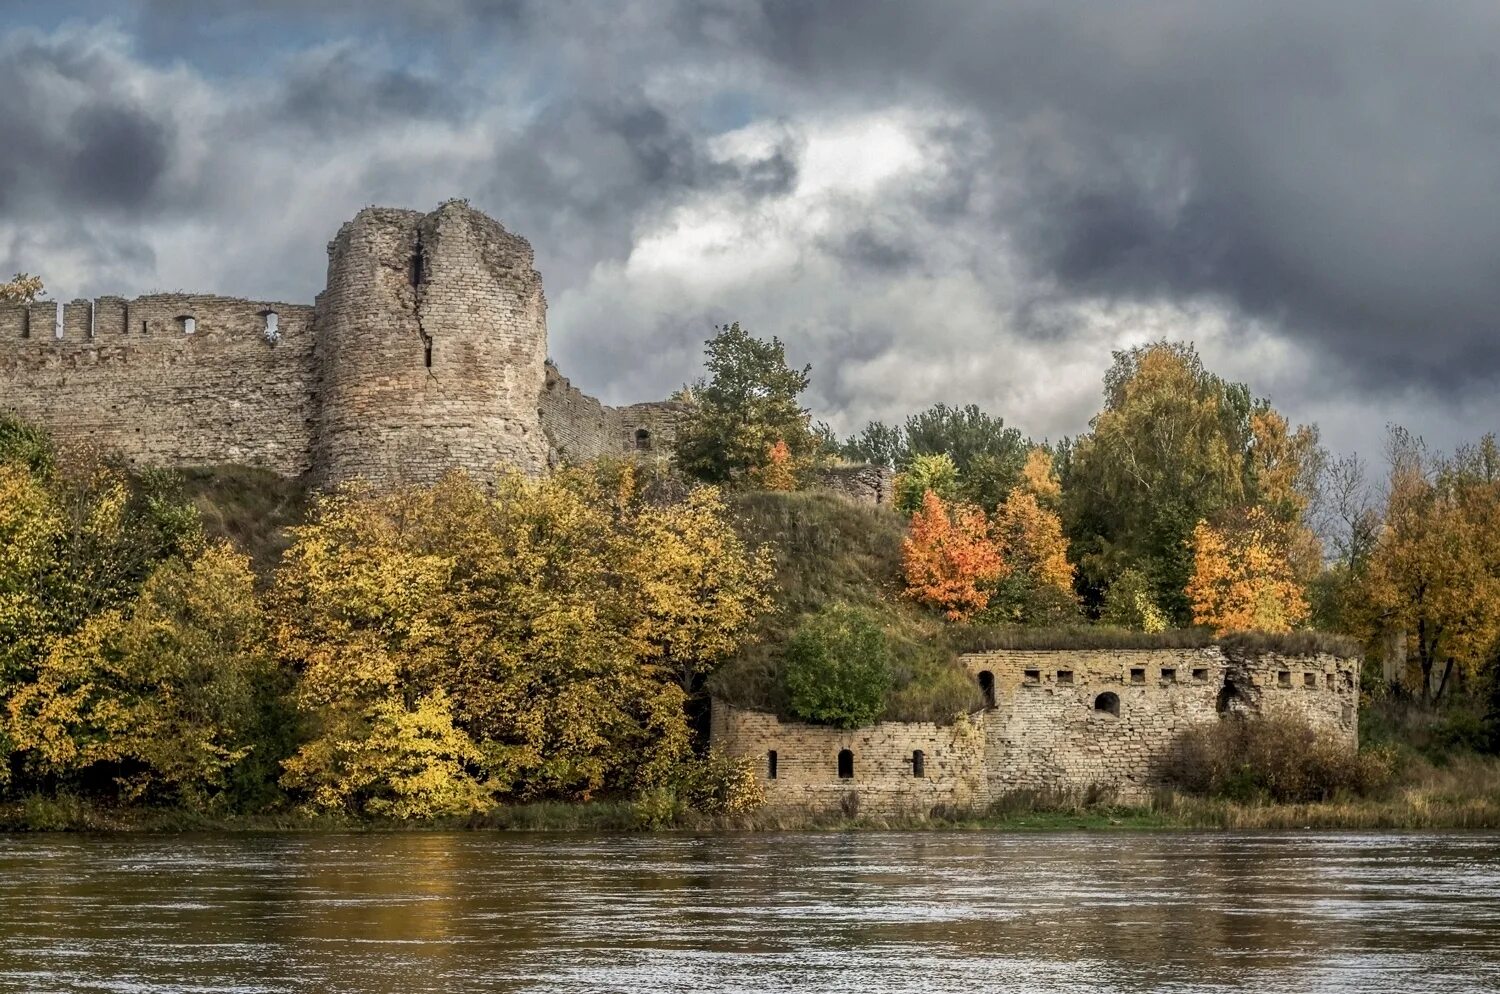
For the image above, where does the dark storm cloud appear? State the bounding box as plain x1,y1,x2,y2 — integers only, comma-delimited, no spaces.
737,0,1500,390
275,49,456,133
0,32,174,214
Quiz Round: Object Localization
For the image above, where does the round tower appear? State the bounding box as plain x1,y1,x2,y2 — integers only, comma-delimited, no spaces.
312,201,552,488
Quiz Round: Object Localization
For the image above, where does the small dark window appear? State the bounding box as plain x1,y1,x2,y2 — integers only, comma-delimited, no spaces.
1023,669,1041,684
1130,667,1145,684
1192,668,1209,682
1326,673,1335,689
837,749,854,779
767,750,778,779
1304,672,1318,688
1341,671,1354,689
1278,670,1292,687
912,750,925,777
1217,680,1239,714
1161,668,1176,682
424,338,433,368
635,428,652,451
1057,670,1074,685
1094,692,1120,717
977,670,996,708
411,250,424,286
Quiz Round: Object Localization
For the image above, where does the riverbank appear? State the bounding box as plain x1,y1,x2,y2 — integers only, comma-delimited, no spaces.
7,753,1500,833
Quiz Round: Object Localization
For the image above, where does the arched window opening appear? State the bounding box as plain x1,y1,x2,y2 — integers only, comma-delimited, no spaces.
767,750,778,780
424,338,433,369
177,315,196,335
262,310,280,344
837,749,854,780
635,428,652,451
1093,692,1120,717
912,750,926,777
977,670,996,709
1216,680,1240,715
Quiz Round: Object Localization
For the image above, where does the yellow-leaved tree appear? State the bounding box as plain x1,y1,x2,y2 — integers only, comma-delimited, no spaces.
987,448,1078,624
1187,507,1309,634
748,438,799,491
7,544,276,806
274,469,771,814
1360,435,1500,702
0,273,44,303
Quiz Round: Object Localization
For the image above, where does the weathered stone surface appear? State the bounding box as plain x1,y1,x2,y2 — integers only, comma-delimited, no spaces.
711,647,1360,811
0,202,684,487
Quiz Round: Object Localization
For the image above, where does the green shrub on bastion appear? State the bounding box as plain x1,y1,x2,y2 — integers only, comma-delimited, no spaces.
781,605,893,728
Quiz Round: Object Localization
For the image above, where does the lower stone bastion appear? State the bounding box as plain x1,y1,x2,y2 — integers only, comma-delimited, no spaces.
709,646,1360,812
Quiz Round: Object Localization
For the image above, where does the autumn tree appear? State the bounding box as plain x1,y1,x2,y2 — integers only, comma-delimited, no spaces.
0,273,44,303
1187,507,1310,635
674,323,816,483
1360,433,1500,702
845,403,1028,508
624,484,775,697
986,449,1078,625
901,491,1006,621
748,439,799,491
1064,341,1322,624
7,544,279,807
275,470,771,808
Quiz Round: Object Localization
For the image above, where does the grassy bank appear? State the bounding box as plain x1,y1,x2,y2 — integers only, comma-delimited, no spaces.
8,752,1500,833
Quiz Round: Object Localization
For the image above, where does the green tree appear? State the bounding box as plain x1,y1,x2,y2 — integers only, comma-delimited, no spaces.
1063,341,1320,624
781,605,892,728
894,452,962,514
839,421,905,468
673,323,815,483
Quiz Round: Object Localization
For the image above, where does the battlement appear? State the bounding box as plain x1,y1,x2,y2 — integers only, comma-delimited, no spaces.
0,203,686,486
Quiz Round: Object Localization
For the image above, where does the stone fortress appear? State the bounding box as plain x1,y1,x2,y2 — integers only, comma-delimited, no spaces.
713,645,1360,811
0,201,688,486
1,201,1357,811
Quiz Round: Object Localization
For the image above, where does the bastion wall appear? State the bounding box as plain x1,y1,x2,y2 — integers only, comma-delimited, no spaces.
710,647,1359,811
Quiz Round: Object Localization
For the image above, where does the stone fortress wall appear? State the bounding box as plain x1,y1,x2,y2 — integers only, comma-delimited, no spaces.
0,202,707,487
710,647,1359,812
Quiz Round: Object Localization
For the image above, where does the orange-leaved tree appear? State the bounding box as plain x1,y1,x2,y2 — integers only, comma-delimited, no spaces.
901,490,1006,621
748,439,798,491
1187,506,1309,634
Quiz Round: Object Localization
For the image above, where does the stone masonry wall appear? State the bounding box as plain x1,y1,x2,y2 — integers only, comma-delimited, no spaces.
313,202,551,488
813,464,896,507
961,648,1359,802
0,294,316,476
710,701,986,814
712,647,1359,811
539,362,623,464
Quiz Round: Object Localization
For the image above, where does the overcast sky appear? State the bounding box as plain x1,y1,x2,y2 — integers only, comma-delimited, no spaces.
5,1,1499,460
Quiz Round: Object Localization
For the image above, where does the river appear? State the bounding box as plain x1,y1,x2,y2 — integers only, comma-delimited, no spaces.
1,832,1498,992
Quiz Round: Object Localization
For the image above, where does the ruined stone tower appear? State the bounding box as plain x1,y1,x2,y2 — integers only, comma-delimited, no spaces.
313,201,551,487
0,201,686,487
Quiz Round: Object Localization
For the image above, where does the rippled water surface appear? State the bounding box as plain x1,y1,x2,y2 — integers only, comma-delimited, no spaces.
2,832,1500,992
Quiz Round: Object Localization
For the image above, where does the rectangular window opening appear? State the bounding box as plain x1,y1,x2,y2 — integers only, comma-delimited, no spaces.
912,750,926,778
1304,672,1318,688
1278,671,1292,687
767,750,778,780
1057,670,1074,685
1023,669,1041,684
424,338,433,369
1130,667,1145,684
1161,668,1177,682
1192,668,1209,682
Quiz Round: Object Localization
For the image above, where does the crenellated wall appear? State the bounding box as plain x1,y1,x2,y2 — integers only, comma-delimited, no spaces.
0,202,677,486
0,294,317,476
711,646,1360,811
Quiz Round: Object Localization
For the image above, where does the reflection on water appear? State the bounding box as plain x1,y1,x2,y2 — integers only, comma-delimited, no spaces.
1,831,1499,992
